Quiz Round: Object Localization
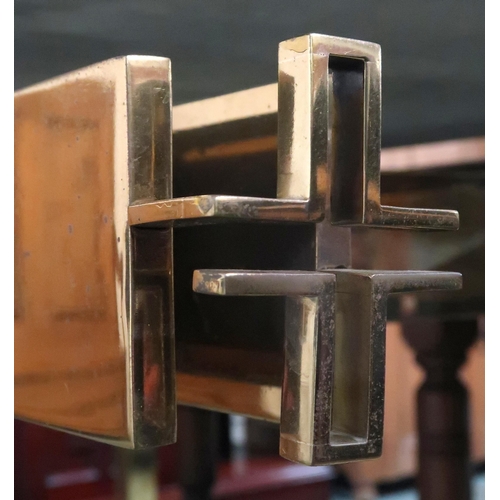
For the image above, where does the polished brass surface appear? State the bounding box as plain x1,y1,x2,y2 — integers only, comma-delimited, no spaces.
192,269,461,465
14,57,176,448
129,34,458,230
14,33,470,466
129,195,311,225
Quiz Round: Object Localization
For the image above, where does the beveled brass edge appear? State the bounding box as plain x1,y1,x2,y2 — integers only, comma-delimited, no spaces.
279,434,382,466
125,55,177,448
128,196,316,225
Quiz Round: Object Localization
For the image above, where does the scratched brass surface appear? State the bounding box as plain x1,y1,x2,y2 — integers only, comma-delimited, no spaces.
14,56,176,448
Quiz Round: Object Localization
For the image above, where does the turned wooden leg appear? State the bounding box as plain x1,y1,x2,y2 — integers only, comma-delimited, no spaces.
403,318,478,500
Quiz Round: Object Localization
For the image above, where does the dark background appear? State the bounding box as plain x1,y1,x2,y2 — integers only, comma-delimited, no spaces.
15,0,484,146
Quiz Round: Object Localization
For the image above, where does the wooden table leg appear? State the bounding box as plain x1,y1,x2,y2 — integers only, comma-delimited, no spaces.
402,318,478,500
178,406,219,500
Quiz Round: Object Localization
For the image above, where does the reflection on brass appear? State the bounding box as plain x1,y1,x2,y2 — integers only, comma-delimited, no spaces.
380,136,485,173
14,56,176,448
177,373,281,422
181,135,278,163
193,270,461,465
14,33,468,466
129,34,458,230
